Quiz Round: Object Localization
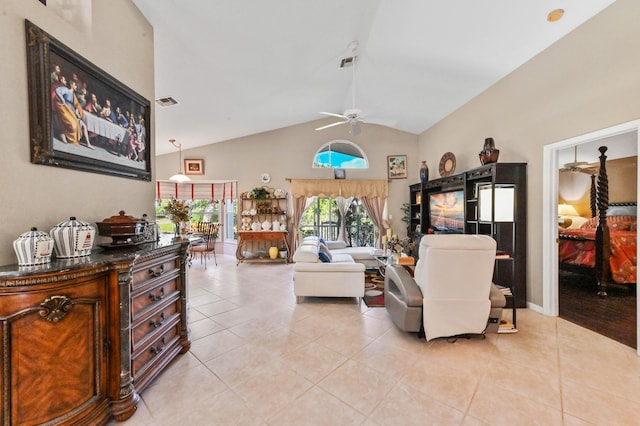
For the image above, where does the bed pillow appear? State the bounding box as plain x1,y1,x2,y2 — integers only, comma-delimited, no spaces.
607,205,637,217
567,216,588,229
581,215,636,231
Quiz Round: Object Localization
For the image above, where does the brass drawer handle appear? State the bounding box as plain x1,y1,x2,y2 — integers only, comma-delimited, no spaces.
150,337,166,355
148,287,165,302
148,264,165,277
149,312,165,329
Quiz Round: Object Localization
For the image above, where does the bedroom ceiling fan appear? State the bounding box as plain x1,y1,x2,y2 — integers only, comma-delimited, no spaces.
315,41,370,136
559,145,599,174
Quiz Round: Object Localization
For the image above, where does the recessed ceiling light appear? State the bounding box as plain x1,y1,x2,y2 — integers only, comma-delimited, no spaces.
547,9,564,22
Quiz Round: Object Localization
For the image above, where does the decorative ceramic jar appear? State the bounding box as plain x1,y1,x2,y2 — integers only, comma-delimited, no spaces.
261,220,272,230
280,223,287,231
272,220,280,231
268,246,279,259
251,221,260,231
479,137,500,165
50,217,95,258
419,161,429,183
13,227,54,266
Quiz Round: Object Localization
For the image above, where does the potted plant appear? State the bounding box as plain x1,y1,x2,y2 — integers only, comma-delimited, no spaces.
250,187,269,200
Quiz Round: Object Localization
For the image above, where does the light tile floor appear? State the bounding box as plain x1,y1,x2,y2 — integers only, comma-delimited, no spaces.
117,254,640,425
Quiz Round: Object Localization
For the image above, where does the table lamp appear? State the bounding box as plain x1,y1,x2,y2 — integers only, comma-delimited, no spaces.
558,203,579,228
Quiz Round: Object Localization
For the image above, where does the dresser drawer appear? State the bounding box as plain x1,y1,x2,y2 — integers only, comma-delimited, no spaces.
131,319,181,378
131,277,179,321
132,254,180,289
131,295,181,351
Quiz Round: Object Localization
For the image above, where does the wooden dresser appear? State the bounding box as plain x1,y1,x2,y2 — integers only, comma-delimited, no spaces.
0,237,190,425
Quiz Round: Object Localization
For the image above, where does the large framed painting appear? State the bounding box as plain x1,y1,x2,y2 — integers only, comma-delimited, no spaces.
387,155,408,179
25,20,151,181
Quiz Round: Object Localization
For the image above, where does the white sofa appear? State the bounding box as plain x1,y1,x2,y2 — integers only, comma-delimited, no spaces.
324,240,378,269
292,236,365,303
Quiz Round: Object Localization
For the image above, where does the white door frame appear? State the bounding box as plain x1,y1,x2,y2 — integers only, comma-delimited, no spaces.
542,119,640,356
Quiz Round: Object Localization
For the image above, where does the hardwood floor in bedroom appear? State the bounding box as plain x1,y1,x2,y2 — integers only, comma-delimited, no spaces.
559,271,637,349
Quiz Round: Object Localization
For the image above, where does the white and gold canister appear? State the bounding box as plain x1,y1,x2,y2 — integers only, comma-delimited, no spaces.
50,217,95,258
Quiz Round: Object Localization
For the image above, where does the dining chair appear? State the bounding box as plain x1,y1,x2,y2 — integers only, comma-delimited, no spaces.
189,222,220,269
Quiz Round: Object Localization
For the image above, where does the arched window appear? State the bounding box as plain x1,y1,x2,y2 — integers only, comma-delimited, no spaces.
312,140,368,169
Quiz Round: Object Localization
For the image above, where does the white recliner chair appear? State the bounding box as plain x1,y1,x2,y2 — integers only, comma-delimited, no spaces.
384,234,506,341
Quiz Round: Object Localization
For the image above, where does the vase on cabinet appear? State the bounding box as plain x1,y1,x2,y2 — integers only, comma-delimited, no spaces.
268,246,279,259
479,137,500,165
419,161,429,183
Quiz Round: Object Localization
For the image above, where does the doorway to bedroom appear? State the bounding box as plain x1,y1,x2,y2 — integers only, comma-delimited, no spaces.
543,120,639,353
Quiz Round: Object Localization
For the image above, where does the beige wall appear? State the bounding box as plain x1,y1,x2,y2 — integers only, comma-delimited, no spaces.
0,0,155,265
155,120,419,235
559,157,637,217
418,0,640,306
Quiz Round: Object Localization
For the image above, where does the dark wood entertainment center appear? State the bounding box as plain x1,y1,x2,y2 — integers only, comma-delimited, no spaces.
0,237,190,425
410,163,527,308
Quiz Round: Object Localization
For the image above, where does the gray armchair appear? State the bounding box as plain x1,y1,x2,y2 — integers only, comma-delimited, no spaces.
384,234,506,340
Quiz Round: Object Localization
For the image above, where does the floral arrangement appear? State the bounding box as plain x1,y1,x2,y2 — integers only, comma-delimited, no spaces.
388,235,416,255
163,198,191,224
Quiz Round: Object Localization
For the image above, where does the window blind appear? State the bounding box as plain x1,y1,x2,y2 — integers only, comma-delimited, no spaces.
156,180,237,202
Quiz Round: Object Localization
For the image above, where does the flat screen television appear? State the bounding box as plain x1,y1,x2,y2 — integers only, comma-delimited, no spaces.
428,189,465,233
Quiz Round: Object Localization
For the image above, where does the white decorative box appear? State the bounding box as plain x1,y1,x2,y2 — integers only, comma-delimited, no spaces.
13,227,54,266
50,217,95,258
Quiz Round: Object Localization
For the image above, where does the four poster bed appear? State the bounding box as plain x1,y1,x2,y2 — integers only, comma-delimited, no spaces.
558,146,637,297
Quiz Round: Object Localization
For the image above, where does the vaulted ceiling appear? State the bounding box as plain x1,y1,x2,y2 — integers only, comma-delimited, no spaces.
131,0,615,156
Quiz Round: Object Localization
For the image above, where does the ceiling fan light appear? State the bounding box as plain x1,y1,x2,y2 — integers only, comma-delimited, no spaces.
168,138,190,182
169,172,191,182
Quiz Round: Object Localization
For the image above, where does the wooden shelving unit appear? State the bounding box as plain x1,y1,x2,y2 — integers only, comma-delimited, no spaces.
410,162,527,308
237,189,289,264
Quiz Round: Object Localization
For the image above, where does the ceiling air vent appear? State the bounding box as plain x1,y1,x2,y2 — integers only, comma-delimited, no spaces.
339,55,356,68
156,96,178,107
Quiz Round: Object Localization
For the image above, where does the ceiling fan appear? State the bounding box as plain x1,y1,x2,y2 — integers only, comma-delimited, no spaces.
559,145,599,174
315,41,368,136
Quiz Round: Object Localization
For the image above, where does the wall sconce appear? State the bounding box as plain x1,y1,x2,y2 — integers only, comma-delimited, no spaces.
169,139,190,182
558,203,579,228
478,185,515,222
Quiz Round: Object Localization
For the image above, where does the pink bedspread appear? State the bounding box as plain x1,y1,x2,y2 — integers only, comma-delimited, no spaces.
559,226,637,284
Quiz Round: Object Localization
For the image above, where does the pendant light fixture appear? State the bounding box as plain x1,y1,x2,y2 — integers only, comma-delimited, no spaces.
169,139,190,182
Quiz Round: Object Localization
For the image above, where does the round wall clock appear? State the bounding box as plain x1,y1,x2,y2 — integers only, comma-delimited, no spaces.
438,152,456,177
260,173,271,184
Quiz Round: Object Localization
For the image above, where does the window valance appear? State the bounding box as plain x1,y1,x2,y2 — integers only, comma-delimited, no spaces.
290,179,388,199
156,180,237,202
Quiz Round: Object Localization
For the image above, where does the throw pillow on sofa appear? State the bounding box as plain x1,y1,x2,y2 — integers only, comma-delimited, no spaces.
318,251,332,263
319,243,333,261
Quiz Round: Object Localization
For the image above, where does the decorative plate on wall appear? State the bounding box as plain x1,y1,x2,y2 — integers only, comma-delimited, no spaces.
438,152,456,177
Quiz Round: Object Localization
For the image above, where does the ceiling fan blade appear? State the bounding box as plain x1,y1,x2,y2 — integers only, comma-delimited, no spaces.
315,121,347,131
362,117,397,127
319,111,348,119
